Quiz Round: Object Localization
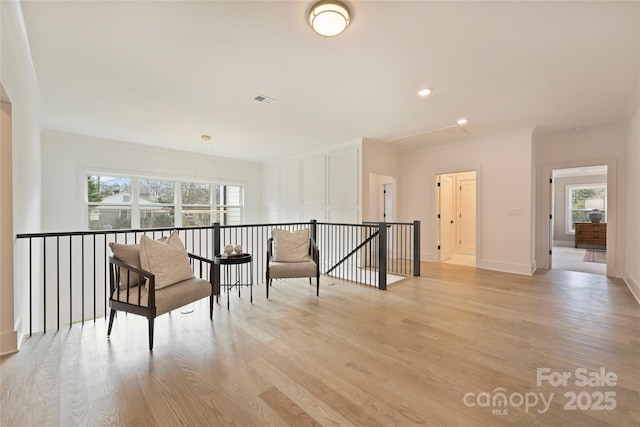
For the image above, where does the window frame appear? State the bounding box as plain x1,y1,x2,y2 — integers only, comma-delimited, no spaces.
85,172,244,230
565,183,607,235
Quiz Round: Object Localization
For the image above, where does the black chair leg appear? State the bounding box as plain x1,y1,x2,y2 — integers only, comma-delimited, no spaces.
148,318,154,351
266,279,270,298
316,276,320,296
107,309,116,336
209,295,214,320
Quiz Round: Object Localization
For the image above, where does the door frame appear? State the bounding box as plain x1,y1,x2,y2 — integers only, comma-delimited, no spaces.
434,169,481,264
540,159,617,276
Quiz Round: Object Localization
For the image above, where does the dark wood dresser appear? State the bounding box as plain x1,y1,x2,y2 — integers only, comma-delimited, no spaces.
575,222,606,248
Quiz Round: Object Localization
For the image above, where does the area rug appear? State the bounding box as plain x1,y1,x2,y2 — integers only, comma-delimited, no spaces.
584,249,606,263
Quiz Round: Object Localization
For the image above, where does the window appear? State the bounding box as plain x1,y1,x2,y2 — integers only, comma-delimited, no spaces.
181,182,212,227
566,184,607,234
87,174,243,230
87,176,132,230
216,184,243,225
139,179,175,228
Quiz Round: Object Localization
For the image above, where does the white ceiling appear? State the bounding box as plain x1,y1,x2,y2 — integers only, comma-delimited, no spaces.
20,1,640,162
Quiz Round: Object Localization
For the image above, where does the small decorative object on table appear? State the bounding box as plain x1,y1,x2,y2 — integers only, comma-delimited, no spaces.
234,245,243,254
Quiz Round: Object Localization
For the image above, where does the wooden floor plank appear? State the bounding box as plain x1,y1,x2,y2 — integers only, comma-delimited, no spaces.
1,263,638,426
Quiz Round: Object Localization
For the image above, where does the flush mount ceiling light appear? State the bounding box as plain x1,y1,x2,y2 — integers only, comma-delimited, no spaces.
418,89,432,97
309,0,351,37
457,118,469,126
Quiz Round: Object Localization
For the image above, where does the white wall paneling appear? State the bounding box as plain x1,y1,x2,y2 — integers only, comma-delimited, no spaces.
264,145,361,225
328,149,358,208
278,161,301,207
302,156,326,207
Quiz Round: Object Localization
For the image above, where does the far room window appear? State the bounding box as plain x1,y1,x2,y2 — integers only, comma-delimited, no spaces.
566,184,607,234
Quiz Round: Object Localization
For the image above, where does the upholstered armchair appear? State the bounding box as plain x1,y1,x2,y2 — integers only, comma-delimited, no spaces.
108,231,217,350
266,228,320,298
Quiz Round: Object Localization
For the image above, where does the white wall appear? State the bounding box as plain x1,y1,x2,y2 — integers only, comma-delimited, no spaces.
263,145,361,224
361,138,400,222
1,0,43,354
552,174,607,243
625,105,640,302
397,127,535,275
40,131,264,232
535,125,627,277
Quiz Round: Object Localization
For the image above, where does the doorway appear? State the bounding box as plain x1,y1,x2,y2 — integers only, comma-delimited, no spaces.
436,171,477,267
549,165,607,275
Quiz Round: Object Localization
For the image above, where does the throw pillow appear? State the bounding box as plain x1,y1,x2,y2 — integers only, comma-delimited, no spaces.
139,231,194,290
272,228,310,262
109,242,143,289
108,235,170,289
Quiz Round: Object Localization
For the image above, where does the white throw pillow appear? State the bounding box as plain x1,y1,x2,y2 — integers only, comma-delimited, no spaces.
272,228,309,262
139,231,194,289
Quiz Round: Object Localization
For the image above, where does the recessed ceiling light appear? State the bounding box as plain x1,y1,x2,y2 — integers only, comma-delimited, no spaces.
418,89,432,97
457,118,468,126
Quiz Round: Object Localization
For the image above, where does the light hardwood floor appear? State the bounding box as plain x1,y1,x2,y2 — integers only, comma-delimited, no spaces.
1,263,638,426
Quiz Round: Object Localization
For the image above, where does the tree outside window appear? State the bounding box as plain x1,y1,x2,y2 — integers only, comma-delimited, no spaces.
139,179,175,228
182,182,211,227
87,176,132,230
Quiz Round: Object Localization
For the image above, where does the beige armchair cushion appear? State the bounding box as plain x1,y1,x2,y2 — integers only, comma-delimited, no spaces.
272,228,310,262
140,231,194,289
268,260,317,279
112,277,211,316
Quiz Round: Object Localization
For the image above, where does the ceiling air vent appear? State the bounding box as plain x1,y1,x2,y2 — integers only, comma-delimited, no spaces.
254,94,277,105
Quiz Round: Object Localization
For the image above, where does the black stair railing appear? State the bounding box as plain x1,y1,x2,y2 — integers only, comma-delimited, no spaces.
15,220,420,335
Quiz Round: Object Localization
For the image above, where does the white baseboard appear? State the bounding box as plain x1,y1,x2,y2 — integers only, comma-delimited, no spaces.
553,240,574,248
624,275,640,305
477,259,535,276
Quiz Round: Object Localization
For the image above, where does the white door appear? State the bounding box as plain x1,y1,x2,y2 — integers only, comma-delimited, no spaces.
383,183,393,222
459,178,476,255
440,175,455,260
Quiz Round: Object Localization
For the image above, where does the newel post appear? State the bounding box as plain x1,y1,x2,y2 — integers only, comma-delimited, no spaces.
378,222,387,290
310,219,317,243
413,220,421,277
213,222,221,292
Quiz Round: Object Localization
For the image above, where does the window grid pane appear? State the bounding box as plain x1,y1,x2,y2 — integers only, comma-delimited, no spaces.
87,175,243,229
